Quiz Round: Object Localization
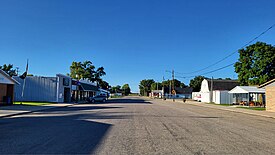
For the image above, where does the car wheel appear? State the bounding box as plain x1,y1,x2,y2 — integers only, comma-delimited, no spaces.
91,99,95,103
102,99,106,103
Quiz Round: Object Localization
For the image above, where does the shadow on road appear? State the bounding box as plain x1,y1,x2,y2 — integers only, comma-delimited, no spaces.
0,106,127,154
107,98,152,104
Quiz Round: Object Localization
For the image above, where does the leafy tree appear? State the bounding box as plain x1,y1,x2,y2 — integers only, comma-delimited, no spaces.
235,42,275,85
122,84,131,96
110,85,121,93
162,79,186,88
99,80,110,90
189,76,206,92
70,61,106,85
151,82,163,90
139,79,155,96
0,64,17,77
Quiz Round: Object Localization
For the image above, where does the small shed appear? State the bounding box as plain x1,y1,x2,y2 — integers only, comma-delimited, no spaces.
259,78,275,111
229,86,265,106
0,69,19,105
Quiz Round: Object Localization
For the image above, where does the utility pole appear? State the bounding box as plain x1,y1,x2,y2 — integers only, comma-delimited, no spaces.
172,69,175,94
162,76,165,99
210,76,213,103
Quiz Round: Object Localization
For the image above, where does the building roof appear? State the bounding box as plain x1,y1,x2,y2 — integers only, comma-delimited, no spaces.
258,78,275,88
79,82,99,92
175,87,193,94
229,86,265,94
206,79,239,91
0,69,19,84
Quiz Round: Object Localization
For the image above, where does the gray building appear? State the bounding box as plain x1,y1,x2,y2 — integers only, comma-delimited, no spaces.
14,74,72,103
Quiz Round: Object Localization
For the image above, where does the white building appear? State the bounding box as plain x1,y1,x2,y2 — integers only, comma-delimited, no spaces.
200,79,239,104
229,86,265,106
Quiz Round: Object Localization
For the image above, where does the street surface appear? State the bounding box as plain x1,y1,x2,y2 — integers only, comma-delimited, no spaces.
1,96,275,155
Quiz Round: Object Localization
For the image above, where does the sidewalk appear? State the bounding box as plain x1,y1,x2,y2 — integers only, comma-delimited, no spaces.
0,103,73,118
161,99,275,119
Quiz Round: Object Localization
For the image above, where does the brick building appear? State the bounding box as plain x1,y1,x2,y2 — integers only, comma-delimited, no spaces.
259,79,275,112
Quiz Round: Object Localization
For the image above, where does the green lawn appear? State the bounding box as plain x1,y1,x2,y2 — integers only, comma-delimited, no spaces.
207,102,232,106
237,107,266,111
14,102,52,106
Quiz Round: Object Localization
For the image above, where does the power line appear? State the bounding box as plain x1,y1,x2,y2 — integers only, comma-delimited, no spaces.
175,62,235,79
177,23,275,75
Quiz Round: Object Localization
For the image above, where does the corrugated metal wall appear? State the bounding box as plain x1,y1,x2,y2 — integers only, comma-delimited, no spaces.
14,77,58,102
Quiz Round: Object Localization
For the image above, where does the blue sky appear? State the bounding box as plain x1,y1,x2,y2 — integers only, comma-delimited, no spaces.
0,0,275,92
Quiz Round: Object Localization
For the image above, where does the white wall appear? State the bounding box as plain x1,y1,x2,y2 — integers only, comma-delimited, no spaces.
201,92,210,103
212,90,232,104
200,79,210,93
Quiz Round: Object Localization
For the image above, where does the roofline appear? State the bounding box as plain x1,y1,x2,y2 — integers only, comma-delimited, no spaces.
0,69,19,84
259,78,275,88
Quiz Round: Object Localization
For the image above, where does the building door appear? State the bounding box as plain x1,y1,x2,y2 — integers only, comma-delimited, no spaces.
64,88,71,103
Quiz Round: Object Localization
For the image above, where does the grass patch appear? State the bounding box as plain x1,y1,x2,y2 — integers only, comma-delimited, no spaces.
110,96,122,98
207,102,232,106
237,107,266,111
14,102,52,106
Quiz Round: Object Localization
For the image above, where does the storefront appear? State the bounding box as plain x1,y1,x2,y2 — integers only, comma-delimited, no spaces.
71,79,99,102
0,69,19,105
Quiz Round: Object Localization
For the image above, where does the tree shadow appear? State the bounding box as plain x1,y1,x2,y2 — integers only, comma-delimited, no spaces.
0,106,127,154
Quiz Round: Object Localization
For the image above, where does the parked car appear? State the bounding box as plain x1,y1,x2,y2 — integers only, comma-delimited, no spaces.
87,95,107,103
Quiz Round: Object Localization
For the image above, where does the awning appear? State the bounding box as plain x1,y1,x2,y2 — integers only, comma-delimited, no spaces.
229,86,265,94
79,82,99,92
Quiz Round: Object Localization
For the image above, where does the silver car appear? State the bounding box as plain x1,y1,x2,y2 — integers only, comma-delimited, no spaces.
88,95,107,103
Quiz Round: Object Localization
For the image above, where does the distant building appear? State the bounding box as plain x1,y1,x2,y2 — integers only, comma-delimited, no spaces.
174,87,193,99
0,69,19,105
200,79,239,104
14,74,72,103
259,79,275,111
150,90,164,98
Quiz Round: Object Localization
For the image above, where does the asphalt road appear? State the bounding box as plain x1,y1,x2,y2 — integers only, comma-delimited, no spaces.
1,97,275,155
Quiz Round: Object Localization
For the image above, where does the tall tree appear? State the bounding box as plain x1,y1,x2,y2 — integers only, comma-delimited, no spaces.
110,85,121,93
70,61,106,85
139,79,155,96
99,80,110,90
235,42,275,85
162,79,186,88
0,64,17,77
189,76,206,92
151,82,163,90
122,84,131,96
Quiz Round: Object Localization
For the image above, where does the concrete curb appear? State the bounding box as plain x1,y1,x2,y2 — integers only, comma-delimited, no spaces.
0,104,74,118
159,99,275,119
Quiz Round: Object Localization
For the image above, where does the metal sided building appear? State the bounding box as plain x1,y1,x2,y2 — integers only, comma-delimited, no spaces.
14,74,72,103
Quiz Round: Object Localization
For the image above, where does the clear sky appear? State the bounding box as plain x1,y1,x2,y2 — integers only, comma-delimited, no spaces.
0,0,275,92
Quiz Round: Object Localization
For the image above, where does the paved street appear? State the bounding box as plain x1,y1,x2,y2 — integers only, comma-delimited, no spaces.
1,97,275,155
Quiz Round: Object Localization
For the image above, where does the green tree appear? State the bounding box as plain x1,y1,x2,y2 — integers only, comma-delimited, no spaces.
110,85,121,93
235,42,275,85
0,64,17,77
70,61,106,84
122,84,131,96
189,76,206,92
139,79,155,96
151,82,163,90
162,79,186,88
99,80,110,90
